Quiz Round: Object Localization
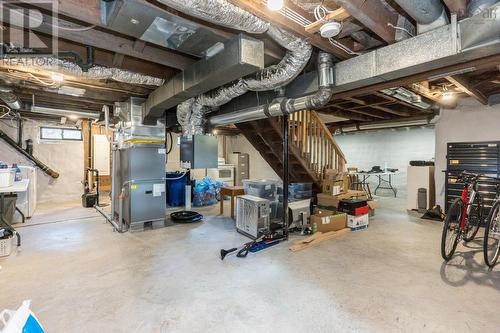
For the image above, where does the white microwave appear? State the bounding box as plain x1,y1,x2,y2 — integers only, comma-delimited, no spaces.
207,164,235,186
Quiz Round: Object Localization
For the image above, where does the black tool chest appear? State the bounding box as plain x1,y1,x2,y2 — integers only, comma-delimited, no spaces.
445,141,500,217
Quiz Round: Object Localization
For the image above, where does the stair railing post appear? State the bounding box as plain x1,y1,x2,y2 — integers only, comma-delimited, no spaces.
283,113,289,240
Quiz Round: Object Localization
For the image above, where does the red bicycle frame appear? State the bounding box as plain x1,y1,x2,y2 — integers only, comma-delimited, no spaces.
459,182,476,231
459,186,469,231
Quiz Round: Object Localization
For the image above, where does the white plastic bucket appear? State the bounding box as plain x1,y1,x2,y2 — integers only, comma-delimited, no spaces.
0,169,15,188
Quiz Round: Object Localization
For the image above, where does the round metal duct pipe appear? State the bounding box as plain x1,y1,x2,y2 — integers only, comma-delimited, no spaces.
466,0,500,17
0,85,22,110
394,0,445,25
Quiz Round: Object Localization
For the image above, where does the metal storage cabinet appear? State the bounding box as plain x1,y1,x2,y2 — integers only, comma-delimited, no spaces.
445,141,500,216
228,153,249,186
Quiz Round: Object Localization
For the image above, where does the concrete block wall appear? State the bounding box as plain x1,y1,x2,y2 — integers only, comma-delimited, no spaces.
334,127,436,198
0,120,84,204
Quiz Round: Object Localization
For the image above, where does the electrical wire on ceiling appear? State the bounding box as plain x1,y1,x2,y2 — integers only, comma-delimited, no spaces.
19,9,96,32
387,22,414,37
312,3,360,56
28,73,57,86
328,38,361,55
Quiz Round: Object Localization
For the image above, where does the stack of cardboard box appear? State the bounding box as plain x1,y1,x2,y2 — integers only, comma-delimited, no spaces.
308,169,379,233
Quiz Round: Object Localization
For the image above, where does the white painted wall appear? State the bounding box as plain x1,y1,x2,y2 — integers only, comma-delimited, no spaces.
0,119,84,203
434,99,500,206
334,127,436,197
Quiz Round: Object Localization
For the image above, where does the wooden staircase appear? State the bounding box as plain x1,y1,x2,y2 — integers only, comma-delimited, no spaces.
236,110,346,189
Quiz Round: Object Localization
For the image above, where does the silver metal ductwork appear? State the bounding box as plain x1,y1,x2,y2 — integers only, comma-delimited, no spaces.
466,0,500,17
394,0,449,34
334,2,500,93
208,52,334,127
0,86,21,110
461,1,500,49
30,105,101,119
197,25,311,108
143,34,265,124
158,0,312,133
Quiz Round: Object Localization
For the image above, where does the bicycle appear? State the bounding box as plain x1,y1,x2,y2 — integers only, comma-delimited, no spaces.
483,185,500,267
441,171,483,261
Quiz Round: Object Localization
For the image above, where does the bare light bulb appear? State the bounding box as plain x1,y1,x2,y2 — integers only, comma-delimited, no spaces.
267,0,284,11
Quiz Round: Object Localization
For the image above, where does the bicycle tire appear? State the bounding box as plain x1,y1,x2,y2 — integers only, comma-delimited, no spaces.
463,194,482,242
441,198,463,261
484,199,500,267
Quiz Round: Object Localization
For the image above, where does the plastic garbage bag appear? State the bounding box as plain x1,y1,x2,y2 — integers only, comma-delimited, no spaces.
0,300,45,333
193,177,225,207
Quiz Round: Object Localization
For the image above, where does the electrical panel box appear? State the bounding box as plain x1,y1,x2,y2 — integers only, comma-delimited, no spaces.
180,135,218,169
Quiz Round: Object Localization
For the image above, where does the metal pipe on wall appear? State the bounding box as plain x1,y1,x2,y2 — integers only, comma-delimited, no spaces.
282,114,289,240
0,128,59,178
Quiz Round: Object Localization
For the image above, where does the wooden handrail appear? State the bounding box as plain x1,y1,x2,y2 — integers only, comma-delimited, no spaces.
286,110,346,179
310,111,346,162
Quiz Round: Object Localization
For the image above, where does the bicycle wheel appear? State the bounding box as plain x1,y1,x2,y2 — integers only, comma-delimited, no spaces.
463,194,482,242
441,198,463,261
484,200,500,267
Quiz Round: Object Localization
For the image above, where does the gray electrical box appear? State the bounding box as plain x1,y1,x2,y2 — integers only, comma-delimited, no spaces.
180,135,218,169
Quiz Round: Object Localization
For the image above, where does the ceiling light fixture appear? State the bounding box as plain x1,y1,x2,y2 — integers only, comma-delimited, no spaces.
51,72,64,82
267,0,284,11
320,21,342,38
441,91,456,101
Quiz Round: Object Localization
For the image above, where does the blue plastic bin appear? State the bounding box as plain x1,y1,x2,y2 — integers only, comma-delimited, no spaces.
166,172,189,207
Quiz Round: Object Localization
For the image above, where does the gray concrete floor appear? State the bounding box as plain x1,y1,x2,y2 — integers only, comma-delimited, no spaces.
1,198,499,333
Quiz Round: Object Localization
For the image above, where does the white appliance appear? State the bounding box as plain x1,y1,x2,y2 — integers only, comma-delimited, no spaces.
207,163,235,186
17,166,37,218
236,195,270,239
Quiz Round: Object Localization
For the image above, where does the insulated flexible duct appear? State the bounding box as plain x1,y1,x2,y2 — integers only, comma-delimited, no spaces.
1,57,164,86
160,0,313,134
0,86,21,109
208,52,334,126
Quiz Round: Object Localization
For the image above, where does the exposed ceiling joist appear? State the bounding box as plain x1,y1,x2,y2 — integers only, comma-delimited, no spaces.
333,53,500,100
408,82,442,103
333,0,399,44
31,0,283,64
443,0,468,19
305,7,351,34
0,7,196,71
226,0,350,59
446,75,489,105
327,109,380,122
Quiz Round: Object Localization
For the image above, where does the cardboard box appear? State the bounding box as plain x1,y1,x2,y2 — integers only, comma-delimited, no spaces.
347,213,369,228
310,211,347,233
317,190,369,208
322,175,349,195
367,200,380,209
313,207,335,215
324,169,340,180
